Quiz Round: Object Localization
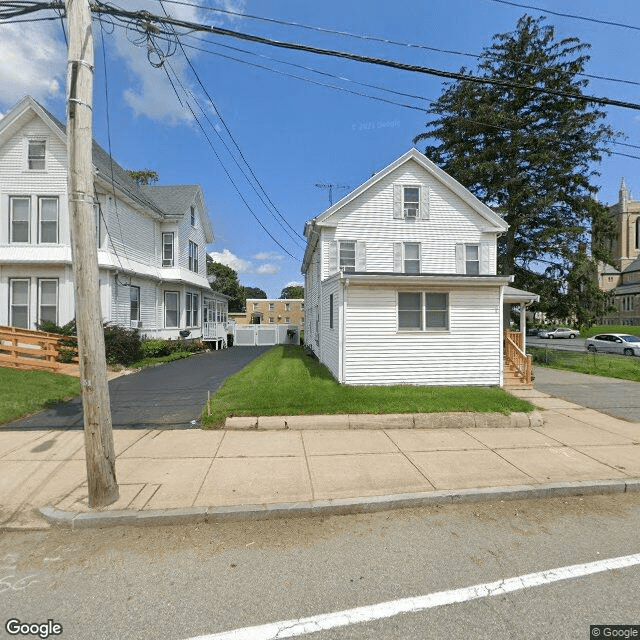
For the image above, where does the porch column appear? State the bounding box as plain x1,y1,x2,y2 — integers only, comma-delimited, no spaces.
519,303,527,352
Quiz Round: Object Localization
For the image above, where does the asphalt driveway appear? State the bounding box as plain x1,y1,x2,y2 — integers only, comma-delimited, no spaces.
533,365,640,422
3,346,270,430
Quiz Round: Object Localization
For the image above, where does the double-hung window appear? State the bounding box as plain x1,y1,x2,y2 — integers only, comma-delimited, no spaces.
186,292,199,327
38,279,58,325
465,245,480,275
28,140,46,170
165,292,179,328
162,232,174,267
188,241,199,273
39,197,58,244
130,286,140,323
403,187,420,219
10,197,30,243
190,205,196,227
10,279,30,328
398,292,449,331
404,243,420,274
339,241,356,272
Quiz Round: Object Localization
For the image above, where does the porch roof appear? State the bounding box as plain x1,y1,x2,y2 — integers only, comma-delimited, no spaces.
503,286,540,304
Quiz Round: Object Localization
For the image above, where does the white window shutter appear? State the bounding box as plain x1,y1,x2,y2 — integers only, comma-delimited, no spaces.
393,184,403,219
420,186,429,219
327,240,338,274
393,242,403,272
455,244,464,274
355,241,366,272
480,243,491,274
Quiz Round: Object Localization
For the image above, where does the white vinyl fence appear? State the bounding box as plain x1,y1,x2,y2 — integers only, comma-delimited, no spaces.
233,324,300,347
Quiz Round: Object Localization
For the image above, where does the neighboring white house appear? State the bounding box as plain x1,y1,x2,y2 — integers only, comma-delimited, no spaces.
302,148,535,387
0,96,228,344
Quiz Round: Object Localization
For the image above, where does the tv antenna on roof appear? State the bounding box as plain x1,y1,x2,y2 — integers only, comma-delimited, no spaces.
315,183,349,207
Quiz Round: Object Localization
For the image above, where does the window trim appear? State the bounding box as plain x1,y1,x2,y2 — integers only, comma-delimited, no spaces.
10,278,30,328
164,291,179,328
190,205,196,227
403,242,421,274
185,292,199,327
329,293,334,329
130,285,140,323
339,240,356,272
162,232,174,267
403,185,420,219
465,244,480,276
188,240,199,273
27,139,46,171
10,196,30,243
397,291,450,332
38,278,58,325
38,196,59,244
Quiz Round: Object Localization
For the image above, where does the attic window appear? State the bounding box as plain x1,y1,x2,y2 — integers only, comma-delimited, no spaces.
190,206,196,227
28,140,46,170
403,187,419,218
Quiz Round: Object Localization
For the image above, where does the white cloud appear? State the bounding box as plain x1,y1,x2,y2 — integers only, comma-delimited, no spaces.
285,281,304,288
0,20,66,110
256,263,280,275
209,249,251,272
254,251,284,261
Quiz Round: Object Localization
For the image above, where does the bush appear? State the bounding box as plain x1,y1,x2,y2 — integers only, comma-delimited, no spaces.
103,324,142,366
36,319,77,336
141,339,171,358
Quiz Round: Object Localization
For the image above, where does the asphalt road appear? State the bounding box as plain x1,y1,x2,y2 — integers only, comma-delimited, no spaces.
528,336,587,352
1,493,639,640
3,346,269,430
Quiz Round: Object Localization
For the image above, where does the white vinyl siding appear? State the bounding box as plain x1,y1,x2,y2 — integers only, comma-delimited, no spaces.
343,285,501,386
320,279,340,379
38,279,58,324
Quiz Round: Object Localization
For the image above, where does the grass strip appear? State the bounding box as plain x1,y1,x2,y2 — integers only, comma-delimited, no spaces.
202,345,534,427
0,367,81,424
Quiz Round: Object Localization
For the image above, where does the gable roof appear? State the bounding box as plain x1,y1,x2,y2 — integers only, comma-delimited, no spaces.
0,96,213,239
306,148,509,233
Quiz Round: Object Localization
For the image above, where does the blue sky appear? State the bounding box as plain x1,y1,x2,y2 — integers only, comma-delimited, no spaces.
2,0,639,297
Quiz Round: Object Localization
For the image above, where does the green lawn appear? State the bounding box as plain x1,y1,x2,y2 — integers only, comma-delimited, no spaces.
530,347,640,382
202,345,534,427
0,367,81,424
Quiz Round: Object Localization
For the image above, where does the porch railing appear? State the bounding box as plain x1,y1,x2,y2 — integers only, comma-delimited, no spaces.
504,330,532,386
0,325,78,373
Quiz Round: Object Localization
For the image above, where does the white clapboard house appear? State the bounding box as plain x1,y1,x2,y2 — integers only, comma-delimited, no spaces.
0,96,228,345
302,148,537,387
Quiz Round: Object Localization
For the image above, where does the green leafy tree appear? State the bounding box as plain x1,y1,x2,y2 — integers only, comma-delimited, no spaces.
126,169,159,186
244,286,267,300
280,284,304,299
207,261,245,311
414,15,617,313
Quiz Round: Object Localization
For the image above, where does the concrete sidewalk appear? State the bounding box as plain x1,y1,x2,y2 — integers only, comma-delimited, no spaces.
1,388,639,530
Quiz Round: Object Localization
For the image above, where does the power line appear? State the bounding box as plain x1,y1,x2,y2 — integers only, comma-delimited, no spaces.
90,4,640,113
489,0,640,32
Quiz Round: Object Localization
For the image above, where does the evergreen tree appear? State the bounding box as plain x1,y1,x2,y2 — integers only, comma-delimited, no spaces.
414,15,617,311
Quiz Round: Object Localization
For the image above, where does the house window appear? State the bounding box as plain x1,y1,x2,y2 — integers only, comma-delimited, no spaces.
398,292,422,330
162,232,174,267
188,241,198,272
10,197,30,243
339,241,356,272
186,292,199,327
403,186,419,219
38,279,58,325
39,197,58,244
253,302,258,310
465,245,480,275
94,202,103,248
329,294,334,329
165,291,179,328
10,279,30,328
425,293,448,328
636,218,640,250
28,140,46,170
130,286,140,323
285,303,290,311
190,205,196,227
269,317,274,324
404,243,420,274
285,317,290,323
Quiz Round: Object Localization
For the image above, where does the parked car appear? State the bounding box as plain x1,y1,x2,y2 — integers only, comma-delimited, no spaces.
585,333,640,356
526,328,541,336
538,327,580,339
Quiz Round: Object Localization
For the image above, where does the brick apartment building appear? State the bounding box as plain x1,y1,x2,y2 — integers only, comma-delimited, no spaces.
229,298,304,327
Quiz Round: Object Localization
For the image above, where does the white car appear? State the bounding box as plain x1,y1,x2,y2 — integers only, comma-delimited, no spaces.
538,327,579,339
585,333,640,356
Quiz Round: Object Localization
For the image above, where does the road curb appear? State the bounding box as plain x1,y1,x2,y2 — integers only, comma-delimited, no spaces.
38,478,639,529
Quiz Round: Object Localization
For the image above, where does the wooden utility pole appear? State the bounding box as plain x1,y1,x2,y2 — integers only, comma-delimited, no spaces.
66,0,119,507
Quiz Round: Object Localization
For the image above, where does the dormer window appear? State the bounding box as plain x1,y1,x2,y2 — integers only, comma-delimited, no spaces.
28,140,46,170
403,187,419,218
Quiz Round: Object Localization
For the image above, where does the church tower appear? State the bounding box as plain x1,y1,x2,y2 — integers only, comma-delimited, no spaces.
608,178,640,271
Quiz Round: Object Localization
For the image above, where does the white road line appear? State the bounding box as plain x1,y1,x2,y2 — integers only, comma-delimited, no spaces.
187,552,640,640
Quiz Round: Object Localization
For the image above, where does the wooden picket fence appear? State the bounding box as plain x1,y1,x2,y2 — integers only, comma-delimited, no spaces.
0,325,79,373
